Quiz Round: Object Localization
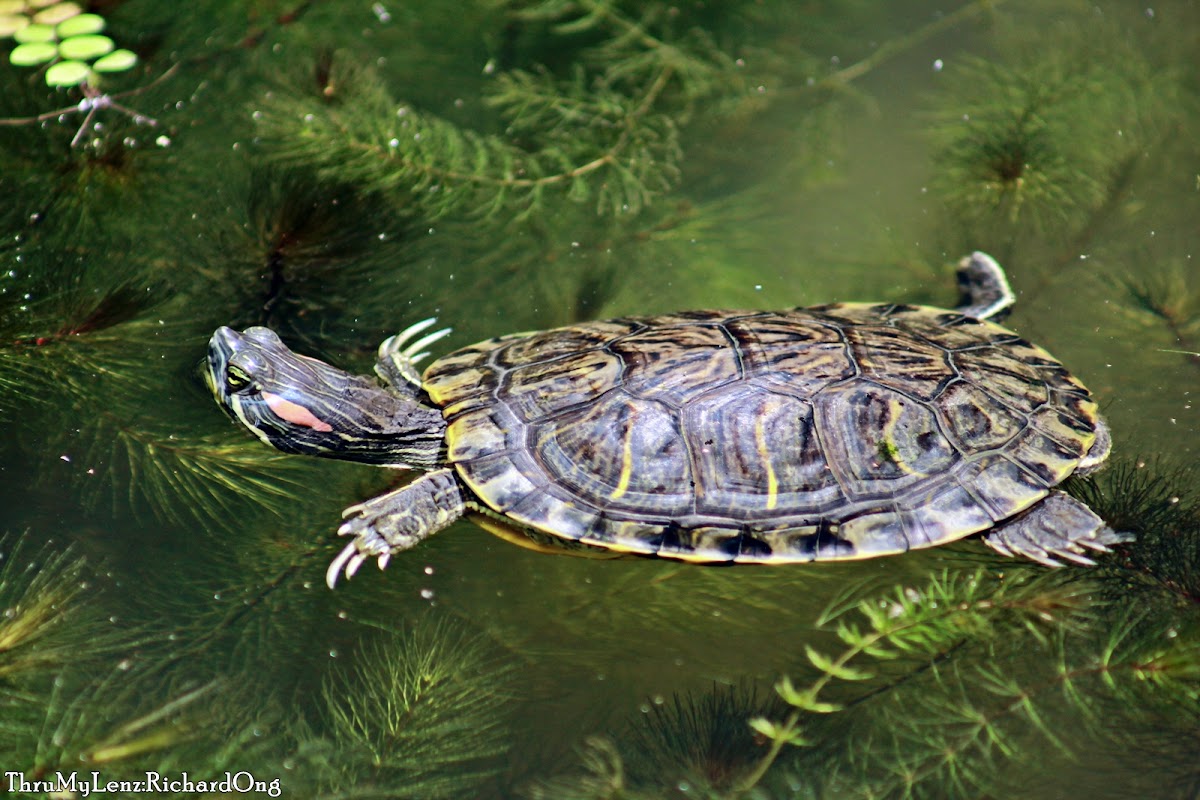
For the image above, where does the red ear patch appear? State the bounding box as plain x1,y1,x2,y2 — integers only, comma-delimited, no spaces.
262,391,334,432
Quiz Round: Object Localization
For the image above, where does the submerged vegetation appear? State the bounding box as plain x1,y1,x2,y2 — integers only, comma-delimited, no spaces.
0,0,1197,797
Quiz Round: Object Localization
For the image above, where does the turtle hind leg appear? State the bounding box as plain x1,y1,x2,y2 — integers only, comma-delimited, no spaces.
374,318,452,396
955,251,1016,321
327,468,465,588
982,491,1133,567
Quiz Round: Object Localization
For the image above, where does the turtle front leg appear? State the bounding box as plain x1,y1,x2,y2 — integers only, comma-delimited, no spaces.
374,318,452,397
326,468,465,588
982,491,1132,567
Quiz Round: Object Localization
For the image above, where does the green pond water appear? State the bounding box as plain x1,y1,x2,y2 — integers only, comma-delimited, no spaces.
1,2,1198,798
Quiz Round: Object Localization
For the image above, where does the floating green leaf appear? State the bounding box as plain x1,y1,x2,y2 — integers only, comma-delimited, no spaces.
0,12,28,37
13,21,55,42
45,58,90,86
9,40,57,65
57,32,112,60
56,10,103,37
31,1,81,26
93,47,136,72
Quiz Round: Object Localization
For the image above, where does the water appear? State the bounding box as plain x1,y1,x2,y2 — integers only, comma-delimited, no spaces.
1,2,1197,798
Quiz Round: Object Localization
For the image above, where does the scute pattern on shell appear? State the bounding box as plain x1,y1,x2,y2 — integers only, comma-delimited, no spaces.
422,303,1100,563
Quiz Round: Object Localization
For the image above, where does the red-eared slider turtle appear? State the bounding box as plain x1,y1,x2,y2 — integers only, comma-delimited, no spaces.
206,253,1129,588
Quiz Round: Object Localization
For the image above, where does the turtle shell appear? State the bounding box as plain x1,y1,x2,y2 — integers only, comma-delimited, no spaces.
421,303,1100,563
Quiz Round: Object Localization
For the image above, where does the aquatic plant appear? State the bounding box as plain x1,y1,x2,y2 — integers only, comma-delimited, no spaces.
1068,457,1200,606
2,5,138,87
310,621,517,799
928,15,1184,246
1119,257,1200,374
0,532,109,681
0,531,213,775
622,683,789,794
521,554,1199,799
736,557,1200,798
0,2,159,149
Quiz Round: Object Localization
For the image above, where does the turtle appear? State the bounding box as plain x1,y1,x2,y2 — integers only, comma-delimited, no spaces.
205,252,1129,588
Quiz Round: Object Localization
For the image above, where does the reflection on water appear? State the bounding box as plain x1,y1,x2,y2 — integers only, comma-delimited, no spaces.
0,1,1197,798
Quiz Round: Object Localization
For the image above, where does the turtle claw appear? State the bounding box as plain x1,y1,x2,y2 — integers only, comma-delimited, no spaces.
326,541,360,589
380,317,437,356
376,319,452,392
401,328,452,359
1045,547,1099,567
326,532,396,587
380,318,453,360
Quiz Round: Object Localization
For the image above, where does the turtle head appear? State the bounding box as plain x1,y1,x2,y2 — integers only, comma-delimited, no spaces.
206,326,445,469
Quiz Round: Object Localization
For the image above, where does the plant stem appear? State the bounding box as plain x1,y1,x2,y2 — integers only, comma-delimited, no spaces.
826,0,1005,87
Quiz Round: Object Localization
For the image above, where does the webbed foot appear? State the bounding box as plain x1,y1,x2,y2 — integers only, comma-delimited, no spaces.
982,491,1132,566
326,468,465,588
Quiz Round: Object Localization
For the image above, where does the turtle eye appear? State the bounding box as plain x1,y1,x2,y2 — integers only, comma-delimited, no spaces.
226,364,254,393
